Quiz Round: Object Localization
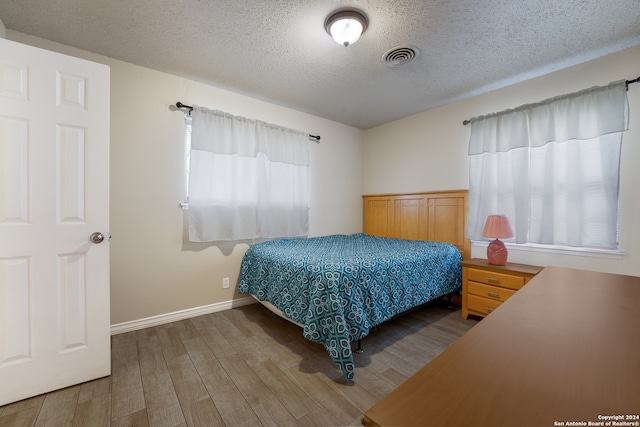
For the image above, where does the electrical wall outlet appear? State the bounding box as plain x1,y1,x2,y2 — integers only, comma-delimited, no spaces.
222,277,230,289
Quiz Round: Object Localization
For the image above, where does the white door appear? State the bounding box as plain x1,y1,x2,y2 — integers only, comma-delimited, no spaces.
0,38,110,406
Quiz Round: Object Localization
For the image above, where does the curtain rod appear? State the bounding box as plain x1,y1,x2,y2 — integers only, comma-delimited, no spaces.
461,75,640,126
175,102,321,142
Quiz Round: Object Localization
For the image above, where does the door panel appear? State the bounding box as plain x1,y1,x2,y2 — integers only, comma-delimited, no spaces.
0,256,30,365
0,117,29,224
0,37,110,406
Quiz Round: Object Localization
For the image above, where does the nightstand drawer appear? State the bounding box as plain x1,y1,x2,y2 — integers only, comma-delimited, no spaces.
467,294,502,316
460,259,543,319
467,268,525,290
467,281,516,302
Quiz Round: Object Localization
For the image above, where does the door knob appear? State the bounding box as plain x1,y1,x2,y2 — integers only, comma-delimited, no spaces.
89,232,105,244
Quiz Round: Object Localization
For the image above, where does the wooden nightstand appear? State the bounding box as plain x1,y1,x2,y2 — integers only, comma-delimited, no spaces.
460,258,543,319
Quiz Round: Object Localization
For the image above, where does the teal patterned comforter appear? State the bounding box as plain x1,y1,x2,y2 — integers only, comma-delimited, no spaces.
238,233,462,380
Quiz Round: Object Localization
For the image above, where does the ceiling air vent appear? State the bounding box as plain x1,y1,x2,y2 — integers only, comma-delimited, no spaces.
382,46,419,67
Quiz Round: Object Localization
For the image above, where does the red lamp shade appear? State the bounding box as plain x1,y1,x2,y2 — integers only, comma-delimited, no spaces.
482,215,513,265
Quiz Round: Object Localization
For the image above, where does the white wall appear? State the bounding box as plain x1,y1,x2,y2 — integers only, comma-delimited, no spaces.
364,46,640,276
7,31,365,325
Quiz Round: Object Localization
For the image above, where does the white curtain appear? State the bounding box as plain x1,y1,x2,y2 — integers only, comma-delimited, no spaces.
188,106,310,241
468,80,629,249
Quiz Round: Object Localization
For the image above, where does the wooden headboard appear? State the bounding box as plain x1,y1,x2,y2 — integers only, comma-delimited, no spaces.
363,190,470,260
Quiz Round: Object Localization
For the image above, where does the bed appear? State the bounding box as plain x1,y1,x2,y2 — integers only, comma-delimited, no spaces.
238,190,469,380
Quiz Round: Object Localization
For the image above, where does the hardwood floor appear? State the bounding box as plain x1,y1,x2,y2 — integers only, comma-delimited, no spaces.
0,300,478,427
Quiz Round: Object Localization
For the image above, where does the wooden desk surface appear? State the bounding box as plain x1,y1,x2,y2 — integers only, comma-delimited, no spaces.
362,266,640,427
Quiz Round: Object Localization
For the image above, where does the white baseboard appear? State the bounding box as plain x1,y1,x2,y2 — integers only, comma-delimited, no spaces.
110,296,257,335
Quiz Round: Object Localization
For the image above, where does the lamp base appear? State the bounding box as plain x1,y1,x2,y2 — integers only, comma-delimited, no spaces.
487,239,508,265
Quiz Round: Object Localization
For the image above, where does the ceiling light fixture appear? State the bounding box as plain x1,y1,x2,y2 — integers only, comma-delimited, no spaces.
325,9,368,47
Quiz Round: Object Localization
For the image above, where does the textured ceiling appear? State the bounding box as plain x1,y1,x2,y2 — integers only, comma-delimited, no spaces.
1,0,639,129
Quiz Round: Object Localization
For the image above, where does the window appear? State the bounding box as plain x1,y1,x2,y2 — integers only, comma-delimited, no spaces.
467,81,629,250
185,106,310,242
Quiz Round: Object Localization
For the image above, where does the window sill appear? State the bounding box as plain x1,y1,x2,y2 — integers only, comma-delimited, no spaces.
472,241,626,260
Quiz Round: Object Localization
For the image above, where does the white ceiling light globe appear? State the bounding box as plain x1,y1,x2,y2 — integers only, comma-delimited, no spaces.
325,10,368,47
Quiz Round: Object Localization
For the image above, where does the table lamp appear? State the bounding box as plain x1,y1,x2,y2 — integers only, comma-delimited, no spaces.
482,215,513,265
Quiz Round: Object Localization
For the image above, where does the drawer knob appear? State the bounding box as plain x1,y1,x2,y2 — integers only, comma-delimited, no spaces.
487,291,500,298
486,307,494,313
486,277,500,283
